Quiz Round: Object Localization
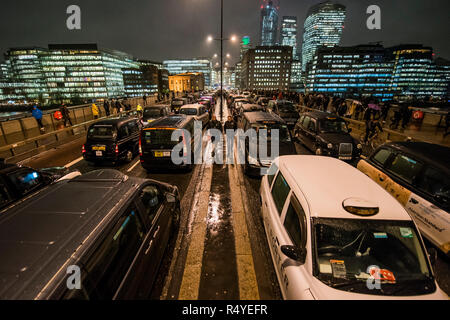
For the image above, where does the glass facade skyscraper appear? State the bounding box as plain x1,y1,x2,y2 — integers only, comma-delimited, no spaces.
260,0,279,46
163,58,212,87
280,16,298,59
301,2,346,72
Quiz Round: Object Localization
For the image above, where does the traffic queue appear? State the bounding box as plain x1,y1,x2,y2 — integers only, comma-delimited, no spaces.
0,89,448,300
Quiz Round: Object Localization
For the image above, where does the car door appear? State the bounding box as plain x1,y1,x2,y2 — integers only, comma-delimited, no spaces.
279,193,310,300
262,169,292,298
128,120,140,154
407,166,450,253
133,183,172,297
78,200,146,300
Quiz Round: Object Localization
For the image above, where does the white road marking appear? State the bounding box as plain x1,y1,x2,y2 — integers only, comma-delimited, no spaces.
64,156,84,168
127,159,141,172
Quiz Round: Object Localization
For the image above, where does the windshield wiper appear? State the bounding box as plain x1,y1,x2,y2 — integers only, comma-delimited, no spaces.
328,279,367,289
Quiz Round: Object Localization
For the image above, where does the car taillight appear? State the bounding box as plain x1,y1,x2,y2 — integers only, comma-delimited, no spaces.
115,144,119,154
139,135,142,156
82,145,86,153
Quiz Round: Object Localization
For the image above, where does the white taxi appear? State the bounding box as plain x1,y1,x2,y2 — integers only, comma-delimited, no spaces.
260,155,447,300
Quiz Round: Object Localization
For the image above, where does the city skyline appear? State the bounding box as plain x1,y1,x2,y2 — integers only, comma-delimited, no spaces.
0,0,449,65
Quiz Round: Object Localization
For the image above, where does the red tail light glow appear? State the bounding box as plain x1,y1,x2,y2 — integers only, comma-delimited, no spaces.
82,145,86,153
139,134,142,156
115,144,119,154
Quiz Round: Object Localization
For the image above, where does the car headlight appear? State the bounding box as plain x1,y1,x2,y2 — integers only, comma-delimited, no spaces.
247,154,259,165
357,144,363,149
327,143,333,149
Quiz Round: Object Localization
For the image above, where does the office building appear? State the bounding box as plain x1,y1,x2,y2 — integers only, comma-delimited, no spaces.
169,72,205,92
158,69,170,94
123,64,159,97
260,0,279,46
280,16,298,59
163,58,212,87
290,59,303,92
241,46,293,91
306,44,396,100
302,2,346,72
235,62,242,90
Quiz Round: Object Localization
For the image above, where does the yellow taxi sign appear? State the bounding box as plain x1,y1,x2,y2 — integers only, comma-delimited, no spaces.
342,198,379,216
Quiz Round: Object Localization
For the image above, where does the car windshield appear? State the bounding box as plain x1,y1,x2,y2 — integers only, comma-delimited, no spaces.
179,108,198,116
88,125,117,139
278,103,296,113
319,119,349,134
144,108,162,118
313,218,434,296
251,123,291,142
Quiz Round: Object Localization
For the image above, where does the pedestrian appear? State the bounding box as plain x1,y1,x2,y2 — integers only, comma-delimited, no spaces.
136,104,143,118
143,94,147,106
224,115,236,131
444,112,450,138
115,99,122,113
32,105,45,132
92,102,100,119
208,115,223,131
103,99,111,117
60,103,73,127
364,117,383,143
401,104,411,129
381,102,391,122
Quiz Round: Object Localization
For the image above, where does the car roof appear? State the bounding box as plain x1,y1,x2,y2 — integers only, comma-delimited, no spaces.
146,115,191,128
89,117,136,127
302,111,341,120
244,111,285,123
144,104,170,109
0,169,143,299
382,142,450,173
242,103,265,110
277,156,410,221
180,103,202,109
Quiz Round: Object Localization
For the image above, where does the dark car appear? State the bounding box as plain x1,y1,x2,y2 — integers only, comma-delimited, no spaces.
83,117,142,165
0,169,181,300
256,97,270,108
267,100,299,127
294,112,362,161
171,98,188,113
140,115,195,171
142,105,171,126
0,161,78,212
238,111,296,176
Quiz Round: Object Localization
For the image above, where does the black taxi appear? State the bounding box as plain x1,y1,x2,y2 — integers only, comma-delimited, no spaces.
294,111,362,161
139,115,195,171
83,117,142,165
0,169,181,299
238,111,296,176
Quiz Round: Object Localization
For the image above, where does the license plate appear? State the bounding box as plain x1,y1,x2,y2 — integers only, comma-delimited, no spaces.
92,146,106,151
95,151,103,157
154,151,171,157
339,156,352,160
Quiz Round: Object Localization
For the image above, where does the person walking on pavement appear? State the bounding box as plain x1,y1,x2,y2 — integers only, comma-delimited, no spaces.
401,104,411,129
60,103,73,127
143,94,147,106
32,105,45,132
103,99,111,117
136,104,143,118
224,115,236,131
444,112,450,138
92,102,100,119
115,99,122,113
364,116,383,143
209,115,223,131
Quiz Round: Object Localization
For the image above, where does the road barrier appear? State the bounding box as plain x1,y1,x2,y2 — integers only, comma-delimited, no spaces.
0,95,177,163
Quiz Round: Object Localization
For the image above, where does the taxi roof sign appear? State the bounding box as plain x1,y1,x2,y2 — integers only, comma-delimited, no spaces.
342,198,379,216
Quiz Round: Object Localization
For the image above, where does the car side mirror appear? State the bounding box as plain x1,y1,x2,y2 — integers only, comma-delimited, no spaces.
166,193,177,203
281,245,306,263
427,247,437,266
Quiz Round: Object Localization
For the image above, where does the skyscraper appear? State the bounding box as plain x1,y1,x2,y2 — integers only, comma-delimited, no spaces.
240,36,251,60
301,1,346,72
260,0,279,46
280,16,298,59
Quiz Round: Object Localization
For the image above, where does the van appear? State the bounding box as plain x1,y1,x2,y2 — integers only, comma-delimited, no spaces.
0,169,181,300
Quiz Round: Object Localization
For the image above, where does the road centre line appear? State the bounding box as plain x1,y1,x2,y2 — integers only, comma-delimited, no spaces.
64,156,84,168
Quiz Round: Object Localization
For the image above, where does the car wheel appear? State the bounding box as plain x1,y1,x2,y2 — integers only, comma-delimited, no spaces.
171,207,181,238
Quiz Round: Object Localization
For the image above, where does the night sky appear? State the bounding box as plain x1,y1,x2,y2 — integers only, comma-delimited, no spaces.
0,0,449,64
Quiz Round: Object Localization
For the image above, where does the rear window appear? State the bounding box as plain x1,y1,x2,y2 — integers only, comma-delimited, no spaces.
142,129,176,145
372,148,393,166
144,108,163,118
278,103,296,113
180,108,198,116
88,125,117,139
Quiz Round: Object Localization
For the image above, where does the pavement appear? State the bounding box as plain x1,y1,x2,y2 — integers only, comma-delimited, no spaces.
19,99,450,299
